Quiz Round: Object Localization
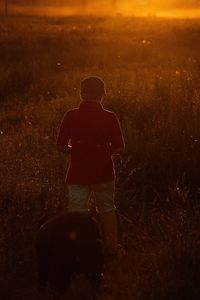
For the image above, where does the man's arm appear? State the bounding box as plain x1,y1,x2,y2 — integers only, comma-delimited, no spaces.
111,147,124,155
57,145,72,154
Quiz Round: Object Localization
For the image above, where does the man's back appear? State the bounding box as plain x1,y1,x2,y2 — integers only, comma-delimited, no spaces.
57,100,124,185
69,101,117,147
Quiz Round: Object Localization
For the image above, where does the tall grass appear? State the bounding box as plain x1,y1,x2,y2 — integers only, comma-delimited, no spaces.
1,16,200,299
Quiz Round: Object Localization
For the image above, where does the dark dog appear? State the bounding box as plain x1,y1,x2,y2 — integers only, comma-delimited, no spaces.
36,212,104,296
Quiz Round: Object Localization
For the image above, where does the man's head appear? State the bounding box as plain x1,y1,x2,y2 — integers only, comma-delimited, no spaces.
80,76,106,102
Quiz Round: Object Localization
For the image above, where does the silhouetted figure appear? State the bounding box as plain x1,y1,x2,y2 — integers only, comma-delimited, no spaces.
36,212,104,295
57,76,125,258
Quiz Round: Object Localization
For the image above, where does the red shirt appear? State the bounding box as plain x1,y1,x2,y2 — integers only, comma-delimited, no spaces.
56,101,125,185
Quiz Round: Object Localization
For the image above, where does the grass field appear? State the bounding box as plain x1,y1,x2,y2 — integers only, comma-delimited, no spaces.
1,15,200,299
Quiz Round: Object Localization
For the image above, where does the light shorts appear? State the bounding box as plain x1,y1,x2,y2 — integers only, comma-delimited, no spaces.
67,181,116,214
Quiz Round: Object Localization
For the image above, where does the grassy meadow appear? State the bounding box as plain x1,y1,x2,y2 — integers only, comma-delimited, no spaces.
1,15,200,299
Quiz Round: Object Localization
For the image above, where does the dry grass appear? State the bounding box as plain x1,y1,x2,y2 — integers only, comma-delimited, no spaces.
1,15,200,299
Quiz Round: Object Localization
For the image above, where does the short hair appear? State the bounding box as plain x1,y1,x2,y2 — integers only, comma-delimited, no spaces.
80,76,106,101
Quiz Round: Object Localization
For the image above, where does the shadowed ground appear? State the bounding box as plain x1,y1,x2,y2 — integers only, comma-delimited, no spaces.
1,16,200,300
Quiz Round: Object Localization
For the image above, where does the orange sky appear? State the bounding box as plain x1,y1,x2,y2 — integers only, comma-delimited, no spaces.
2,0,200,18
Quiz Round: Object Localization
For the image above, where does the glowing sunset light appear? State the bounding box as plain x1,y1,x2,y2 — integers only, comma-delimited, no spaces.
6,0,200,18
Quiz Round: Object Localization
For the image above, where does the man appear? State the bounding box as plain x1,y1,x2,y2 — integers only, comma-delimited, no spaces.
56,76,125,256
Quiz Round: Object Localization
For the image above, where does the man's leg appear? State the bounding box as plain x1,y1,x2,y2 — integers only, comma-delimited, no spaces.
93,182,118,251
67,185,91,212
100,210,118,251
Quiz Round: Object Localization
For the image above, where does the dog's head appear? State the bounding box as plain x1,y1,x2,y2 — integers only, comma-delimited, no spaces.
36,212,104,294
